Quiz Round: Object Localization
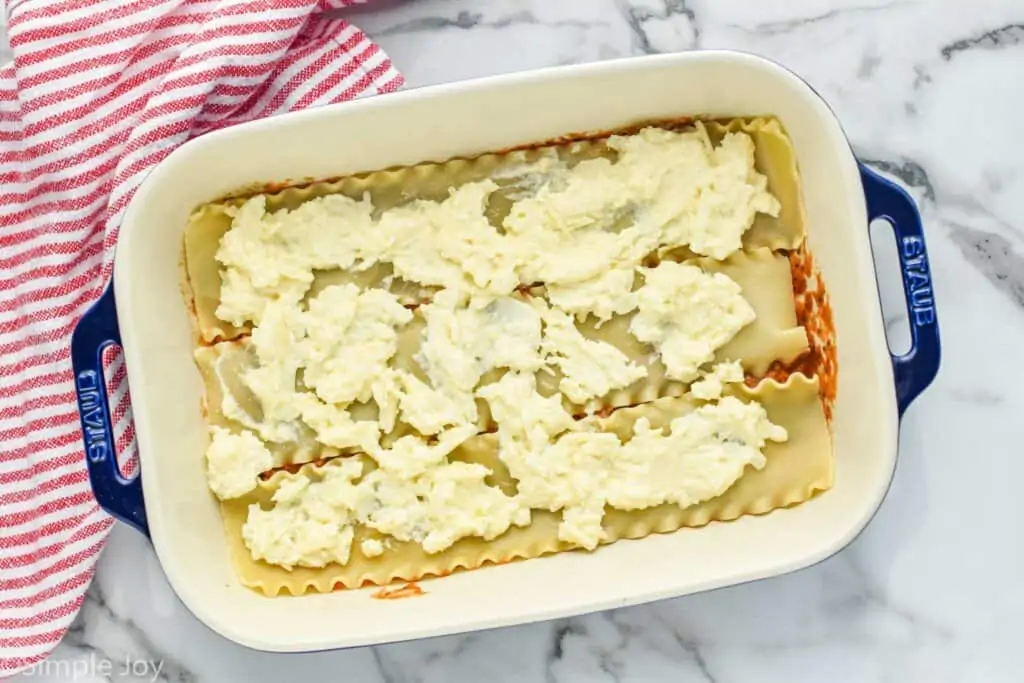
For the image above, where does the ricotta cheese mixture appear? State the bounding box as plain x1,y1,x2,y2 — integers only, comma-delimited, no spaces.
242,427,530,568
537,301,648,403
204,124,790,567
631,262,755,382
216,194,376,326
416,290,544,417
300,284,413,405
215,124,779,324
479,373,787,549
205,427,274,500
545,266,639,323
690,360,746,401
243,458,364,569
382,180,521,298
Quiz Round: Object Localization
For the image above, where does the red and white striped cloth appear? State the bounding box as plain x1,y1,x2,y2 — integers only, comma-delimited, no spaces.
0,1,401,675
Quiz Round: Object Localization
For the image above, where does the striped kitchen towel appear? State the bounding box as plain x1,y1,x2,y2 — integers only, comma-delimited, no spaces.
0,0,401,675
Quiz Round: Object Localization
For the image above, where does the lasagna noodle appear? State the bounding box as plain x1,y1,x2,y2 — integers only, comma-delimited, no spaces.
703,118,805,254
193,249,807,466
220,374,832,596
183,117,805,343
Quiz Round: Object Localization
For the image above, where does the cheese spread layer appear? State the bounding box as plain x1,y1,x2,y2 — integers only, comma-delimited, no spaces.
206,124,793,566
205,427,274,500
545,267,639,323
481,371,788,549
215,124,779,326
241,429,530,567
301,283,413,405
690,360,745,400
216,194,376,326
417,291,544,400
537,302,648,403
243,458,364,569
630,262,756,382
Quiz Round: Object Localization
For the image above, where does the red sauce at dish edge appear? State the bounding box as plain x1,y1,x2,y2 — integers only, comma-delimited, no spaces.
371,582,425,600
786,247,837,421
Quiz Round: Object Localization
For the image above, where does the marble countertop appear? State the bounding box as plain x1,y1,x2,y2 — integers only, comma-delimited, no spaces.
5,0,1024,681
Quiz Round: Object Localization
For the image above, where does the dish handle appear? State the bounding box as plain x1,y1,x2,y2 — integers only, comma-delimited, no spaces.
70,283,150,536
860,163,941,416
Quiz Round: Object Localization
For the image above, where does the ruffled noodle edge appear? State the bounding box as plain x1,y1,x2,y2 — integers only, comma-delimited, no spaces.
227,373,831,596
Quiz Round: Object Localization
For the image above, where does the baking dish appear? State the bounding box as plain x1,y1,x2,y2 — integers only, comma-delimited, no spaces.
70,51,940,651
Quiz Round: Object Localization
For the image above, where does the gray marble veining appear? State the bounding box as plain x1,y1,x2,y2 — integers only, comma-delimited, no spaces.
5,0,1024,681
941,22,1024,60
948,223,1024,309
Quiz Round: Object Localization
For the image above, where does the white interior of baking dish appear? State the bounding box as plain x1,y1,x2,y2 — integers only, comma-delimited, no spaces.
116,51,898,651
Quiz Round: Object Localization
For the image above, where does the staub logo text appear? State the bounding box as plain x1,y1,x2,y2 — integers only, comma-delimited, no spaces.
901,236,935,327
76,370,109,463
